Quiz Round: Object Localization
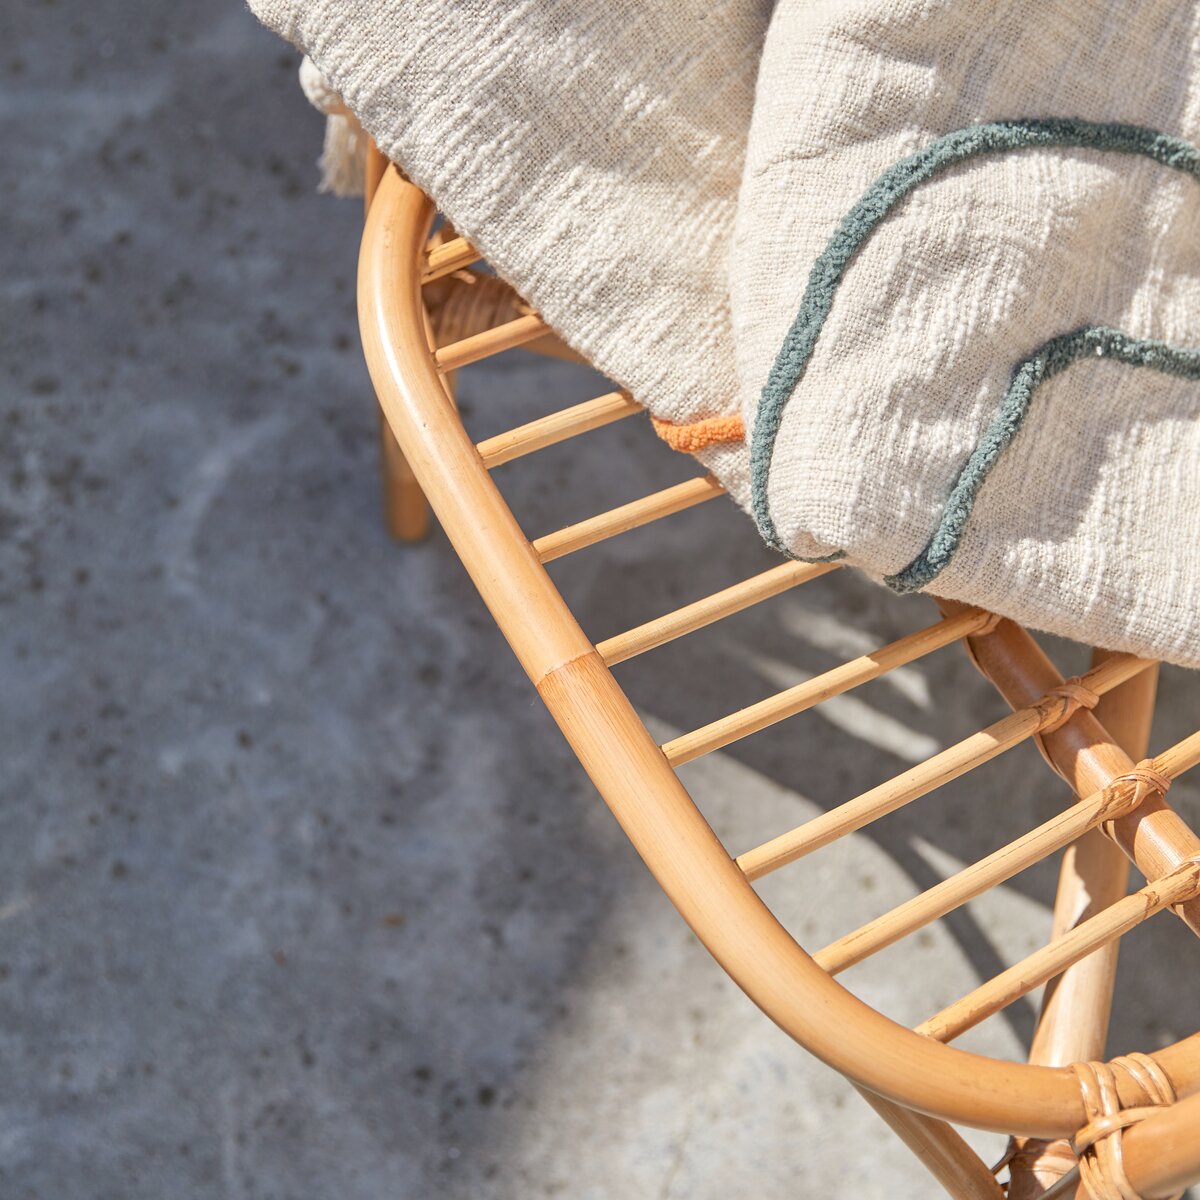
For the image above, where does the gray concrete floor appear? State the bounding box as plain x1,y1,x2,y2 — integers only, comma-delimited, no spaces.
2,3,1198,1197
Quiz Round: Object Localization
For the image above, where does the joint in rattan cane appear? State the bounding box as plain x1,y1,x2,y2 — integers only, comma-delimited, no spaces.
1093,760,1174,838
1071,1055,1180,1200
1032,675,1102,759
955,606,1005,673
738,655,1153,884
995,1134,1078,1200
974,610,1004,635
1039,677,1102,732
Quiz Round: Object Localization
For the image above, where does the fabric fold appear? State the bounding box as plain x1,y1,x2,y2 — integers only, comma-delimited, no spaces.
248,0,1200,667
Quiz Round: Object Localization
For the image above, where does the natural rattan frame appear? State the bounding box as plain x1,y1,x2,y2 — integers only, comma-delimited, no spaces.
357,155,1200,1200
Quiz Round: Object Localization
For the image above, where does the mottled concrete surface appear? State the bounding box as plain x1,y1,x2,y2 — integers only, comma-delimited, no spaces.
2,4,1198,1198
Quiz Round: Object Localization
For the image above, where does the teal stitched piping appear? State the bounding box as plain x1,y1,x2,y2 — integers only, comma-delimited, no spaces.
751,117,1200,555
885,325,1200,593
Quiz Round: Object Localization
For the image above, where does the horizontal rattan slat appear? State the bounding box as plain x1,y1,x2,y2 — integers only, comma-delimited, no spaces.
477,391,641,468
738,654,1154,881
661,607,996,767
533,475,725,563
422,235,482,282
597,560,839,666
937,602,1200,935
918,858,1200,1043
815,727,1200,975
435,312,551,371
363,167,1200,1150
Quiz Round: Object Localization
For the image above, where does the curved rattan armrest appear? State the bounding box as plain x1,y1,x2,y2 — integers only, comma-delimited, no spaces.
357,164,1200,1141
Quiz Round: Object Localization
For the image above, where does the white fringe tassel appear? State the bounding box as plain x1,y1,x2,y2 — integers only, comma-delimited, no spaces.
298,56,367,198
318,112,367,197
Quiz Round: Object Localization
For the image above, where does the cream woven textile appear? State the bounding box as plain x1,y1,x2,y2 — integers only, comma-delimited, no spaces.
248,0,1200,668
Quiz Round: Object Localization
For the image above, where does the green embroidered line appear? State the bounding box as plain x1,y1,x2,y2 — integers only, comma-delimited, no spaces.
751,117,1200,554
885,325,1200,593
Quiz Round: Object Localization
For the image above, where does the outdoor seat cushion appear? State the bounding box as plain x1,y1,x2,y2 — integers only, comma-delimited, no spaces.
249,0,1200,668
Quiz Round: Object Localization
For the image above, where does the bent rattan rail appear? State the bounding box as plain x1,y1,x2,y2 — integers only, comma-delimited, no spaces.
357,153,1200,1199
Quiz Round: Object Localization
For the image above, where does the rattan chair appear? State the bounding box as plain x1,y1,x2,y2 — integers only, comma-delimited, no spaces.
356,146,1200,1200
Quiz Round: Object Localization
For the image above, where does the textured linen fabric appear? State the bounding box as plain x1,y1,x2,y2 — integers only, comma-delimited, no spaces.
247,0,1200,668
736,3,1200,667
252,0,769,429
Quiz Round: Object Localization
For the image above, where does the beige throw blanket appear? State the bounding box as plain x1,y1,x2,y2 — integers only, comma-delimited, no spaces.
249,0,1200,668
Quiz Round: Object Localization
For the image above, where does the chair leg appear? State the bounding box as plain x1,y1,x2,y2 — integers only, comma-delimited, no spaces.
858,1089,1005,1198
365,138,432,542
377,408,432,541
1007,652,1160,1200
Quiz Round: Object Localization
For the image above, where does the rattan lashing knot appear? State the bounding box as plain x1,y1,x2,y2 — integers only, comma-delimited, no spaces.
1095,760,1173,826
1030,676,1101,764
990,1133,1076,1195
1070,1054,1180,1200
1038,677,1101,733
955,608,1003,674
974,609,1004,636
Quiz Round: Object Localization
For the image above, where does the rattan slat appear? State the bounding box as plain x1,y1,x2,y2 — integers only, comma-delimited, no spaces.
477,392,640,468
533,476,725,563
